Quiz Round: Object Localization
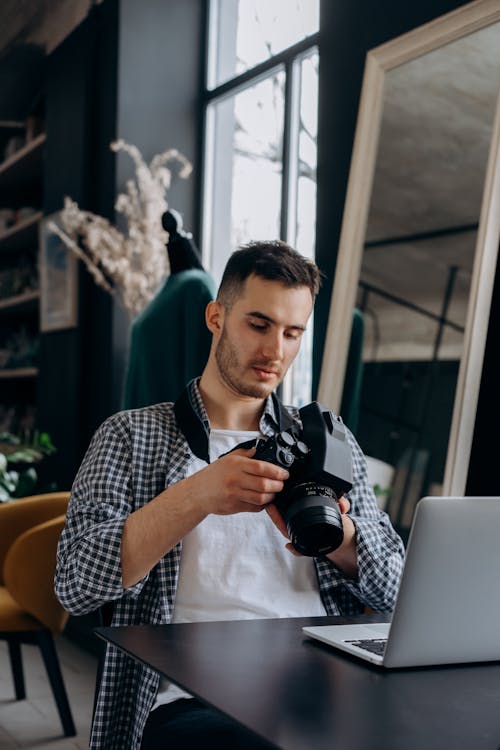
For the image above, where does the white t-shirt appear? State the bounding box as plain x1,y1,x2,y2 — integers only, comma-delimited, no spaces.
152,428,326,709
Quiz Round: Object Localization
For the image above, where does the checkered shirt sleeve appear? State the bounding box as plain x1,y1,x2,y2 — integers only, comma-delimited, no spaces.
314,424,405,615
55,416,142,614
55,402,187,750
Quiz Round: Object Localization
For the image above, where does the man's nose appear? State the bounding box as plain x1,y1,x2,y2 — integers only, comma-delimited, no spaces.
262,333,284,361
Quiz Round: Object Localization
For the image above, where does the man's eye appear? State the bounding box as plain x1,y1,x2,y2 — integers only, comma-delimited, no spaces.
249,322,267,331
285,331,301,340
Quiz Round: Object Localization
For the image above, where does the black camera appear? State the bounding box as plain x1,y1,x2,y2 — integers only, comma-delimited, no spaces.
254,402,353,557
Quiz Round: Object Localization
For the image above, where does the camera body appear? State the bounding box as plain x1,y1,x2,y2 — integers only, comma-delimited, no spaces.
254,402,353,557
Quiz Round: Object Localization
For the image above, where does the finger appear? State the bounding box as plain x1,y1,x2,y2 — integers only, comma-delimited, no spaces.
238,490,277,507
236,501,269,513
265,504,289,538
230,446,257,457
285,542,303,557
240,476,286,495
220,501,268,515
338,496,351,514
243,458,289,481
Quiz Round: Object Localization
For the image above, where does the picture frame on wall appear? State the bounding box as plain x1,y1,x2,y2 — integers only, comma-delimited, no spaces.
39,212,78,332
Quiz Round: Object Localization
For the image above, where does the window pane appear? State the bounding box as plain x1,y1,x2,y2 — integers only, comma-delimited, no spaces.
282,51,318,407
357,287,440,363
204,71,285,282
209,0,319,87
295,52,318,258
358,232,474,362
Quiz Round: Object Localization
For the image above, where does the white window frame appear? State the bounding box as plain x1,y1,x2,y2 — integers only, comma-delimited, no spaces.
201,4,319,404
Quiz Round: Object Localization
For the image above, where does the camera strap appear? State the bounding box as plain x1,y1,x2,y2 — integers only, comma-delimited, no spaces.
173,380,295,464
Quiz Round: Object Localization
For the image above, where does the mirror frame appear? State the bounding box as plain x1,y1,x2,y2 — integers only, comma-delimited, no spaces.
318,0,500,496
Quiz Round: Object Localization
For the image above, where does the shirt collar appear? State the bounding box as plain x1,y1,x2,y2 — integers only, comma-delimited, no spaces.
260,393,281,437
187,377,285,438
187,377,210,430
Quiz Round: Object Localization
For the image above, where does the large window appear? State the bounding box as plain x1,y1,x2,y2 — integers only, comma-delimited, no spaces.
202,0,319,405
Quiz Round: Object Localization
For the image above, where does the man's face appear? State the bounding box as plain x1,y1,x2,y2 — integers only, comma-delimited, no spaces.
213,274,313,399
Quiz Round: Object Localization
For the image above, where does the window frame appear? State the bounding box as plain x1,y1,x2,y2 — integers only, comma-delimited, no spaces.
200,16,319,261
200,6,319,403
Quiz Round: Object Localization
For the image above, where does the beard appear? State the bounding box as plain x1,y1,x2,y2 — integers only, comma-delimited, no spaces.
215,326,281,399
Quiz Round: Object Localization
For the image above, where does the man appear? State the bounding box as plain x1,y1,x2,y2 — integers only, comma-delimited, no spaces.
56,241,405,750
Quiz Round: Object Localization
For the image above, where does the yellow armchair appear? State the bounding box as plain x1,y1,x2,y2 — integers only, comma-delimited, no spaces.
0,492,76,737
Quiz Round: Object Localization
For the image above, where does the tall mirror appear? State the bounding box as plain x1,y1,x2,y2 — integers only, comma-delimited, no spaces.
318,1,500,536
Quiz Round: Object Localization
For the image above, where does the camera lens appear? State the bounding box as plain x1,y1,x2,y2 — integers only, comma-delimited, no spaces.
279,483,344,557
288,505,343,556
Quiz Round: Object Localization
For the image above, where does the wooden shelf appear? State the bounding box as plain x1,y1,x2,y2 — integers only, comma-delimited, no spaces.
0,133,46,177
0,211,42,254
0,367,38,380
0,290,40,314
0,127,43,427
0,133,46,206
0,121,25,130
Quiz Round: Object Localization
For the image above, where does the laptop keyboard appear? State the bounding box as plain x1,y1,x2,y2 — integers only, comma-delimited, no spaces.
346,638,387,656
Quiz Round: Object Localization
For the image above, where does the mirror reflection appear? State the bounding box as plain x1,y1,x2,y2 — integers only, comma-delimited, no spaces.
351,23,500,536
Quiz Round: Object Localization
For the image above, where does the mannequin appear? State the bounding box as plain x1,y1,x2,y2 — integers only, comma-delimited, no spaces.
162,209,203,273
122,210,216,409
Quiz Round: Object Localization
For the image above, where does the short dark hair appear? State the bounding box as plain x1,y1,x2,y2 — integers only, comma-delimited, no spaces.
217,240,321,309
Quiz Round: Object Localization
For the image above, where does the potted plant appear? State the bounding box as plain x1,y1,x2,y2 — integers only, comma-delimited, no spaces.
0,431,56,501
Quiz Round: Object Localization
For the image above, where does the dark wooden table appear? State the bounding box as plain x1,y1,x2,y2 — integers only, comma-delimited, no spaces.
96,615,500,750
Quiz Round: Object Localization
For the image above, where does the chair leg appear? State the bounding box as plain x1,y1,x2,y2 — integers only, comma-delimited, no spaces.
36,630,76,737
7,638,26,700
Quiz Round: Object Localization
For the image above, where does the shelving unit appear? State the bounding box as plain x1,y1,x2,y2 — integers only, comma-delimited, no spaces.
0,211,43,254
0,133,46,206
0,290,40,313
0,367,38,379
0,125,44,434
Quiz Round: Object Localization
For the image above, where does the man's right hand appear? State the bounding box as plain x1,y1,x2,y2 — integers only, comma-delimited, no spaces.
187,447,289,516
121,448,289,588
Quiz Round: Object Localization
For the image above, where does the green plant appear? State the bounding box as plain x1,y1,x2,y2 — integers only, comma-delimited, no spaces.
373,483,392,504
0,430,56,502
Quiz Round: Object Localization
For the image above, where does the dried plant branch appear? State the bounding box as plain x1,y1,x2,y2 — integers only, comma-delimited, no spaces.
50,140,192,317
47,220,115,294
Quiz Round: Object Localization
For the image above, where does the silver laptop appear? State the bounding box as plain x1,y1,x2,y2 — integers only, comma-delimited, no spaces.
303,496,500,668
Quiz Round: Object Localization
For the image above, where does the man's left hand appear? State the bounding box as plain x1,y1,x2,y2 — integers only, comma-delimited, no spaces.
265,497,358,578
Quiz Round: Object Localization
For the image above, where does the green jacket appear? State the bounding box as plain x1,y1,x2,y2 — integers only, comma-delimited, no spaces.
123,269,216,408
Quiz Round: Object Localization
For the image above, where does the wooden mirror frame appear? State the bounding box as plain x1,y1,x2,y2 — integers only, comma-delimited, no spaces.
318,0,500,496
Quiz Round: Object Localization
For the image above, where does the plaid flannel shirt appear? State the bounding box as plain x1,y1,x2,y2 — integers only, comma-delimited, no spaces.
55,379,404,750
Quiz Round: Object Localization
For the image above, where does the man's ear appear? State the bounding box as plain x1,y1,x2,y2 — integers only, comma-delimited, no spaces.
205,300,225,335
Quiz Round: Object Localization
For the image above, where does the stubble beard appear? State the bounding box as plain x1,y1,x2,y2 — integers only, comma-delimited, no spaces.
215,326,279,399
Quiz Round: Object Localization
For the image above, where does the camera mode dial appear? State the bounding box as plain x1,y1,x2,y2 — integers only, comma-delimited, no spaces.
276,431,295,466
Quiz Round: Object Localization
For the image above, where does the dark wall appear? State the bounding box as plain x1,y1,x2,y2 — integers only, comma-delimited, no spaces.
116,0,205,231
313,0,472,395
38,0,206,485
111,0,206,411
466,259,500,495
39,9,117,490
